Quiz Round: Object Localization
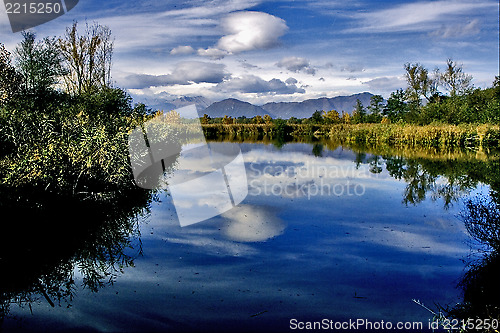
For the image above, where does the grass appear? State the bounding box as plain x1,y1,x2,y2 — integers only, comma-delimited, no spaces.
327,123,500,148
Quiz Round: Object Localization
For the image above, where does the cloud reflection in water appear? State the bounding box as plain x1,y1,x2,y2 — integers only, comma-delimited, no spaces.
220,204,285,242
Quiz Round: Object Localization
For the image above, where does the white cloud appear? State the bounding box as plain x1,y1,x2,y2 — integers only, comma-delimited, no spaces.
216,11,288,53
350,0,496,33
214,74,305,95
122,61,228,88
197,47,229,60
170,45,196,55
429,19,481,39
221,205,285,242
276,56,316,75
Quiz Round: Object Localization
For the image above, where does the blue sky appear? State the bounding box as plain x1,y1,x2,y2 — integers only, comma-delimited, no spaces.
0,0,498,105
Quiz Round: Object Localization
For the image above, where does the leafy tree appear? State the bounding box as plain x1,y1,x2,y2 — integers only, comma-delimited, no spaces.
383,89,408,122
341,111,351,124
263,114,273,124
14,31,66,94
200,114,211,124
0,44,21,105
287,116,301,124
404,62,436,105
222,115,233,124
352,99,366,123
253,115,264,124
309,110,323,124
237,115,249,124
367,95,384,123
323,109,341,124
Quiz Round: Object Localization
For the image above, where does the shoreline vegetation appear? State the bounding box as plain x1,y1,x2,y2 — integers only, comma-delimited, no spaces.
200,123,500,148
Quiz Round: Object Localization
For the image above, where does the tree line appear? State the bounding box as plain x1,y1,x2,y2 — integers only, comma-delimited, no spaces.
201,60,498,126
0,22,148,196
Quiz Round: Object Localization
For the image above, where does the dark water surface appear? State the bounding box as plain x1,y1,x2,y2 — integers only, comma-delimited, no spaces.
2,142,498,332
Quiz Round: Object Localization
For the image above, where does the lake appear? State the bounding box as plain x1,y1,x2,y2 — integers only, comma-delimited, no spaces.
1,141,499,332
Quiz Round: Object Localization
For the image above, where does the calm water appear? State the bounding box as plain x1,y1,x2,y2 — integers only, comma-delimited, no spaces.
2,142,498,332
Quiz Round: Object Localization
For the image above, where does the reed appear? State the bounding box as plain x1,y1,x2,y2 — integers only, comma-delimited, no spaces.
327,123,500,148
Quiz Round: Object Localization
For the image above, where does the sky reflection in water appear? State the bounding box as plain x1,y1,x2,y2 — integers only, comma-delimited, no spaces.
5,142,488,332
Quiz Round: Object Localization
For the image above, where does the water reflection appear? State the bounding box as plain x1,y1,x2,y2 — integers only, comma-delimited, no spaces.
1,140,499,331
0,185,153,325
446,196,500,328
221,205,286,242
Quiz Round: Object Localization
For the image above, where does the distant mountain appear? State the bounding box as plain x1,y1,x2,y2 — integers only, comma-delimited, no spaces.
169,96,213,111
201,92,374,119
203,98,276,118
261,92,374,119
132,95,213,113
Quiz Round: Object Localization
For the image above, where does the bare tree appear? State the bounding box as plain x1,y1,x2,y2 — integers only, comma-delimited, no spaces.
59,21,114,94
404,63,436,104
438,59,473,97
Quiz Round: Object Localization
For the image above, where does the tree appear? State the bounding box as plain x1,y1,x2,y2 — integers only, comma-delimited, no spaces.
352,99,366,123
253,115,264,124
0,44,21,105
323,109,341,124
404,62,436,104
438,59,473,97
367,95,384,123
164,110,181,124
222,115,233,124
263,114,273,124
341,111,351,124
14,31,66,94
310,110,323,124
59,21,114,94
200,114,211,124
383,89,408,122
287,117,301,124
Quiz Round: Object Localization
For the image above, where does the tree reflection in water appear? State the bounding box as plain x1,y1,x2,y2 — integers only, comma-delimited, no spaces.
0,185,154,325
446,196,500,330
351,145,500,330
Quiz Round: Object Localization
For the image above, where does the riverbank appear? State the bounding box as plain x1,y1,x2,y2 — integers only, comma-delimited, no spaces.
201,123,500,148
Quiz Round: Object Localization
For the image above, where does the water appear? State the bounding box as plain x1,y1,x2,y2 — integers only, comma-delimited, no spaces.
2,142,498,332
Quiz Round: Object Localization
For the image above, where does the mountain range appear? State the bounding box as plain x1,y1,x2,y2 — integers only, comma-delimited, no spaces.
142,92,375,119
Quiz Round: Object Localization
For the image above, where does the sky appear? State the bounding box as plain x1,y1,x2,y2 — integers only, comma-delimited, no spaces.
0,0,498,106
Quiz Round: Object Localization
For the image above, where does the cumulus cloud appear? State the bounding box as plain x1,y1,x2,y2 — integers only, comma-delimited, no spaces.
285,77,298,85
170,45,196,55
123,61,227,88
172,11,288,60
214,75,305,95
216,11,288,53
276,56,316,75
